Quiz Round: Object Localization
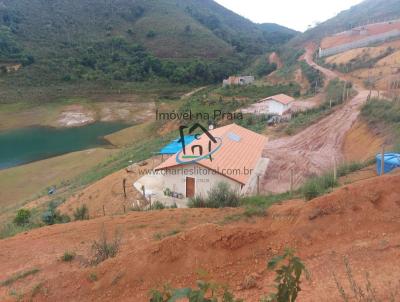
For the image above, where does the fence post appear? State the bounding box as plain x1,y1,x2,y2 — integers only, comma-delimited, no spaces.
290,168,294,196
142,185,146,198
333,157,337,182
123,178,127,199
381,145,385,176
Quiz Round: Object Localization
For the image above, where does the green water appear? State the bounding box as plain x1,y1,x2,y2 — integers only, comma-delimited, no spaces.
0,122,129,170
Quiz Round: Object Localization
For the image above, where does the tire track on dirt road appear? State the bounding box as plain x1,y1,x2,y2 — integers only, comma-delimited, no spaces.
262,47,374,194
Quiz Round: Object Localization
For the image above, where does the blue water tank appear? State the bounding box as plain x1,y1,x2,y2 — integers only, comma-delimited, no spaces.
376,153,400,175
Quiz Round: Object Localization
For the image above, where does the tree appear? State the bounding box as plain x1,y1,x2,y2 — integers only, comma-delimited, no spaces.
14,209,31,226
184,25,192,35
146,30,156,38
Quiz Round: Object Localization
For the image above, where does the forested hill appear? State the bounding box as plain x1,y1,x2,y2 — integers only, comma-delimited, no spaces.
0,0,297,86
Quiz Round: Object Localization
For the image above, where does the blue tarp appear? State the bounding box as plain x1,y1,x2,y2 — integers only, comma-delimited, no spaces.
159,135,197,155
376,153,400,175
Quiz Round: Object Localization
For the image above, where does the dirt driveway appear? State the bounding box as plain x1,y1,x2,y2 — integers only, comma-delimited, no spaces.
262,46,375,193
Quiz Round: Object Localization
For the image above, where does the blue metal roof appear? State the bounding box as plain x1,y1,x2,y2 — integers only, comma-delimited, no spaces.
159,135,197,155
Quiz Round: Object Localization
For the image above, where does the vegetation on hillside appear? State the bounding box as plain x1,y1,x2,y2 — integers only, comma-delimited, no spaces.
0,0,298,93
150,249,308,302
299,61,324,94
319,46,395,73
284,79,352,135
361,97,400,151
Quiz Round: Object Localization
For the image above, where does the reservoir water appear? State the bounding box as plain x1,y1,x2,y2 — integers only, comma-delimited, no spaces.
0,122,129,170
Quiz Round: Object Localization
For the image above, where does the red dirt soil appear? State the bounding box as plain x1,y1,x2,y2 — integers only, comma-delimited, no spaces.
321,20,400,49
261,46,376,193
1,174,400,301
58,156,163,218
268,52,283,69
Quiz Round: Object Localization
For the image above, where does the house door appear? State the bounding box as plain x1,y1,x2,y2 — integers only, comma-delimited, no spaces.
186,177,195,198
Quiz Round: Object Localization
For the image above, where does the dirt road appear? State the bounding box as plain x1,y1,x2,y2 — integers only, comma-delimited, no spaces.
262,47,374,193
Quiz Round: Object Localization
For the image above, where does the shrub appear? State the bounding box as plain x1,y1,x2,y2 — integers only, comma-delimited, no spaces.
88,273,98,282
302,173,337,201
187,195,207,208
91,227,121,265
243,205,266,217
333,256,400,302
14,209,31,226
188,182,240,208
61,251,75,262
150,280,243,302
146,30,156,38
151,201,165,210
42,203,70,225
264,249,309,302
150,250,307,302
73,204,89,220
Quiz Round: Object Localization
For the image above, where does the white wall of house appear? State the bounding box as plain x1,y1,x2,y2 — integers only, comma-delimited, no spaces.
160,163,243,198
266,100,290,115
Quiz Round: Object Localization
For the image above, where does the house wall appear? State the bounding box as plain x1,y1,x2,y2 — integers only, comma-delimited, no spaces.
160,163,242,198
266,100,289,115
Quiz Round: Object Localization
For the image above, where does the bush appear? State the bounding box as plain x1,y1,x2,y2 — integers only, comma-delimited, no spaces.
14,209,31,226
264,249,309,302
188,182,240,208
150,249,307,302
151,201,166,210
42,201,70,225
302,173,337,201
73,204,89,220
146,30,156,38
91,227,121,265
61,251,75,262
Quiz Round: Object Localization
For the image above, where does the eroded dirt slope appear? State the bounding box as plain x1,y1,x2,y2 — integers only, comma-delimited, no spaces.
1,174,400,301
262,46,374,193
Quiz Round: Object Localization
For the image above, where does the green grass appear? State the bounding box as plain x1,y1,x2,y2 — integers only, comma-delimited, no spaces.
153,229,180,241
361,98,400,151
239,159,374,215
284,79,354,135
61,251,76,262
215,83,300,101
0,222,40,239
284,107,330,135
0,268,40,287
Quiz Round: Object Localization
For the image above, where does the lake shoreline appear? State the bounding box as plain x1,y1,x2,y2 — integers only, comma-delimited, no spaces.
0,122,131,170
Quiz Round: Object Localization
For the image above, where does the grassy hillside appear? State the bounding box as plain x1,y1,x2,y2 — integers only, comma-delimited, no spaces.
292,0,400,45
0,0,298,101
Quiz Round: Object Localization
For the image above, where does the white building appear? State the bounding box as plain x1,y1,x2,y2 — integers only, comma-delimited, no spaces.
150,124,268,202
241,94,295,116
260,94,294,116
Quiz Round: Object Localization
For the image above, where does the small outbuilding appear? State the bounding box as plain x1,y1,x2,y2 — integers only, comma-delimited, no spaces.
223,76,255,87
260,94,294,116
